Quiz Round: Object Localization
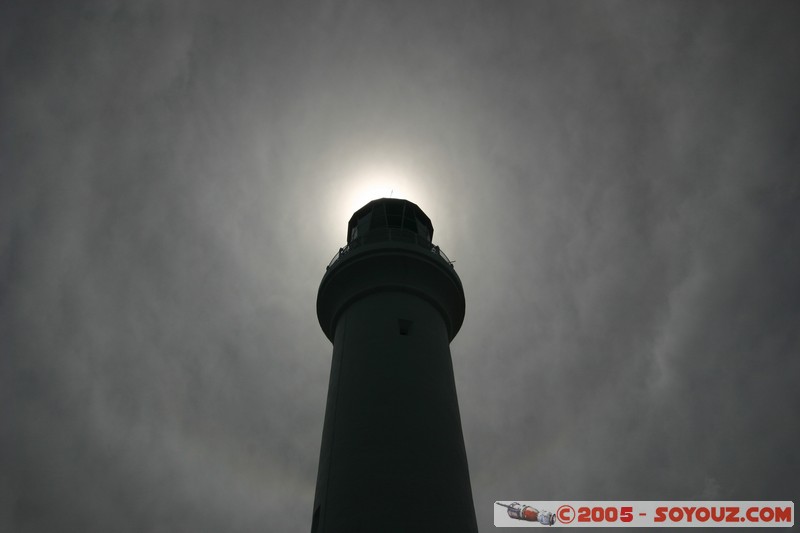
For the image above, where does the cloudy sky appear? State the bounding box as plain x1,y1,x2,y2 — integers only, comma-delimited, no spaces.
2,1,799,531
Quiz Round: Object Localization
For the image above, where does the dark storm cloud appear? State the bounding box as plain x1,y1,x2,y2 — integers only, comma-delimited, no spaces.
2,1,798,531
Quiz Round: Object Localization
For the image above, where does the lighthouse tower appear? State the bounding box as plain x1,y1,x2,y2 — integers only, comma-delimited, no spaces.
312,198,477,532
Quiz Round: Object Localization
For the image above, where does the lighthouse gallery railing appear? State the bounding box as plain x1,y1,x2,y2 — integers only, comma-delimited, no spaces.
326,228,454,270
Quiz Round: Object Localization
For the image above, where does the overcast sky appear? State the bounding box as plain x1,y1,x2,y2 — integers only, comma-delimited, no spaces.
2,1,799,531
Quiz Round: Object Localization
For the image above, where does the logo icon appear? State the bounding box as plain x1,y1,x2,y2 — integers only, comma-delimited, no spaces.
556,504,575,524
496,502,556,526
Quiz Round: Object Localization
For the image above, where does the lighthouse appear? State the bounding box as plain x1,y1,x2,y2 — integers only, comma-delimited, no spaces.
311,198,478,532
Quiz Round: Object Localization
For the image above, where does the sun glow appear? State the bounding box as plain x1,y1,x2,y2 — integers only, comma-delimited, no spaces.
325,160,433,242
315,152,450,256
345,163,418,213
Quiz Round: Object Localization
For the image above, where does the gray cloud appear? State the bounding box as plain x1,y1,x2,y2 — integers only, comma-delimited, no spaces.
2,1,798,531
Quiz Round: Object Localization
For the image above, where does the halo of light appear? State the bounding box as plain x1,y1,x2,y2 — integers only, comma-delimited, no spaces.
348,162,418,207
316,153,447,257
328,161,426,234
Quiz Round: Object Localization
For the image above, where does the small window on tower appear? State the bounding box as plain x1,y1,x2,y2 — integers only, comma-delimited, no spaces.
402,212,417,233
398,319,413,336
386,202,403,228
370,203,387,229
357,212,371,236
416,217,431,241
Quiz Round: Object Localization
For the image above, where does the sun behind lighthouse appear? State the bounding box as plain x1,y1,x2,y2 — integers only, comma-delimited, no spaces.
320,156,445,254
347,162,415,209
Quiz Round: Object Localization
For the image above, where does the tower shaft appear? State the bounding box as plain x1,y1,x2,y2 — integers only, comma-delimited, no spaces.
313,199,477,532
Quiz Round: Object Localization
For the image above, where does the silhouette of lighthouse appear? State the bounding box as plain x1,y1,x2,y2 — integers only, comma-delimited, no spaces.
312,198,477,532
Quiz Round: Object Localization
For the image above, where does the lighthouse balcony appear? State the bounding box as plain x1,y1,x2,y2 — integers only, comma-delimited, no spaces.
326,227,454,270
